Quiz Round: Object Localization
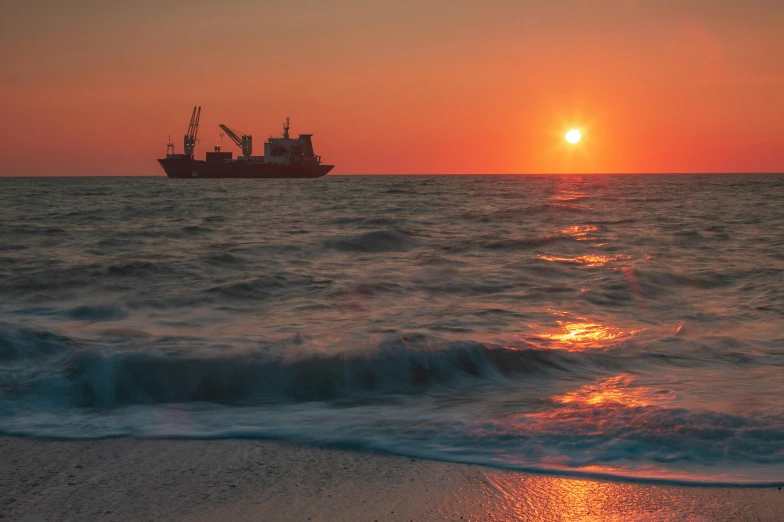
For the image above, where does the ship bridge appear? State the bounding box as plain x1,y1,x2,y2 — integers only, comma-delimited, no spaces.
263,117,319,165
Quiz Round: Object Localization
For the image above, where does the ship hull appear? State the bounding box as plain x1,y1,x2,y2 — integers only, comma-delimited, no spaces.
158,158,333,178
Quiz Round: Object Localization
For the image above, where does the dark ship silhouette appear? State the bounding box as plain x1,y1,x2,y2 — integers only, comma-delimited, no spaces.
159,106,333,178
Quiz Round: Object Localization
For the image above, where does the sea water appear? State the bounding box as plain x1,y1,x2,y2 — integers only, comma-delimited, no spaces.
1,174,782,485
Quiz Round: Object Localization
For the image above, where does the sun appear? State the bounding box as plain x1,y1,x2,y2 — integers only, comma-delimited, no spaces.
565,129,582,144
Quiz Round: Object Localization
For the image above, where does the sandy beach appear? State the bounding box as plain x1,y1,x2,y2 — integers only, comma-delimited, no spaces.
1,437,781,521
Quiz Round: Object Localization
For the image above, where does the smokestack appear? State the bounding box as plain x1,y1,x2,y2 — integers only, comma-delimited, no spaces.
299,135,315,157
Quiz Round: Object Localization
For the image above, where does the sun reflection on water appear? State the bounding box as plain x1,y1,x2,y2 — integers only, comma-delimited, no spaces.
546,321,623,343
557,225,598,237
537,254,620,267
531,309,642,351
477,468,716,521
537,321,638,351
551,374,663,408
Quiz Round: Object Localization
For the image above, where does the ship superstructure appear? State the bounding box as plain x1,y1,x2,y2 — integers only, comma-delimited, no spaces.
158,107,333,178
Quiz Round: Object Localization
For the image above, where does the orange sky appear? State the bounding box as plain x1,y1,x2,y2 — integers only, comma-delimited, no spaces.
1,0,782,175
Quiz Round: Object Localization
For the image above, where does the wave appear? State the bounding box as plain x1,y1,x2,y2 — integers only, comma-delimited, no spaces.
205,277,289,300
551,195,591,203
329,281,402,298
201,252,247,265
1,262,188,298
479,236,570,251
461,204,588,224
1,224,68,236
3,390,782,487
204,274,332,301
181,225,214,235
2,328,783,486
330,216,404,227
0,325,80,360
587,218,637,225
631,268,739,295
105,261,174,277
96,237,130,248
64,303,128,322
59,341,596,407
325,229,416,253
107,226,215,240
438,235,578,254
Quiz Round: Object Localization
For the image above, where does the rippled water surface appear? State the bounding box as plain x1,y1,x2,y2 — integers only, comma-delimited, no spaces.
1,175,783,484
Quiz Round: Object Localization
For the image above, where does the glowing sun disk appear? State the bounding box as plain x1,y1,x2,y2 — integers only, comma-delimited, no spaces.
565,129,582,144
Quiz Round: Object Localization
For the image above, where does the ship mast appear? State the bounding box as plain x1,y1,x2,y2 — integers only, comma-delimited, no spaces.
183,106,201,157
283,117,290,140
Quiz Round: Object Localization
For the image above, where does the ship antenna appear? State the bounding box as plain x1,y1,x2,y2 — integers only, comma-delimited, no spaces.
284,117,290,139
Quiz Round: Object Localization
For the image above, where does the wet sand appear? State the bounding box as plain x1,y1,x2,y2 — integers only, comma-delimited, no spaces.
1,437,781,521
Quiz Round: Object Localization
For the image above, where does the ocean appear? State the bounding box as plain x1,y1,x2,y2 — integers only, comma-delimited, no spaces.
1,174,782,486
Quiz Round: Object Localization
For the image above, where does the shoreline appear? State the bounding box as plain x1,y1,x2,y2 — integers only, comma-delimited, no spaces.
2,437,782,521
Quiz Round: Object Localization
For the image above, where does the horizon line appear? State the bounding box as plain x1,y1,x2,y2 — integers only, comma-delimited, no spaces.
2,172,784,179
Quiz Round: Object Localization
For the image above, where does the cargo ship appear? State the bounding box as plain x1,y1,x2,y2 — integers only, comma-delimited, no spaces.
159,106,333,178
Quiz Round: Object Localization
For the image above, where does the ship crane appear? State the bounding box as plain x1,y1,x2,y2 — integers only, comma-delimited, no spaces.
183,106,201,157
219,124,252,156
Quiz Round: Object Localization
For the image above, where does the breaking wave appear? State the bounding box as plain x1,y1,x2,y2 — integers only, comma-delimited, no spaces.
60,341,596,406
0,325,80,360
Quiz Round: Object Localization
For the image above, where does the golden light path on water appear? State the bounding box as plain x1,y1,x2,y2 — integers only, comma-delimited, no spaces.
537,254,622,268
489,166,752,494
527,308,642,351
460,470,776,521
556,225,597,236
551,374,666,408
561,226,599,242
541,321,635,346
